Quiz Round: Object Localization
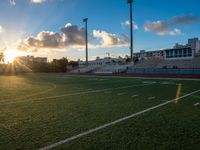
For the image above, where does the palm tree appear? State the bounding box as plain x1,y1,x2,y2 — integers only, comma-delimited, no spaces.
0,52,5,63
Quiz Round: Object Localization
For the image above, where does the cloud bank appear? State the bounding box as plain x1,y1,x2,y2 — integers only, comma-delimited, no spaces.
93,30,129,47
17,23,129,52
9,0,16,5
144,21,182,36
144,15,200,36
170,15,200,25
61,23,86,47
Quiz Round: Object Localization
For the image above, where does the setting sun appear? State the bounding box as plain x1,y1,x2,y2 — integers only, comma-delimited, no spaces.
4,49,26,63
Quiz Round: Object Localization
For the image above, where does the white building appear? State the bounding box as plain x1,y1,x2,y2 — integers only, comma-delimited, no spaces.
135,50,164,60
135,38,199,60
34,57,48,63
16,55,48,64
78,57,126,68
188,38,200,55
164,47,193,60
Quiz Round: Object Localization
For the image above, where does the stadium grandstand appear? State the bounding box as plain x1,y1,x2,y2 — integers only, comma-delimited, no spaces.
70,37,200,77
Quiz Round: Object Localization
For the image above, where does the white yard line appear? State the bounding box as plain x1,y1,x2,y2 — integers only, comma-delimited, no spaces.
117,93,125,96
39,89,200,150
160,82,175,85
131,94,139,98
194,102,200,106
87,89,93,91
2,83,154,105
143,81,157,84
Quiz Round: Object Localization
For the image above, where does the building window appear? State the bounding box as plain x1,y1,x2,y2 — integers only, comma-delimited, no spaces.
183,49,187,57
188,49,192,56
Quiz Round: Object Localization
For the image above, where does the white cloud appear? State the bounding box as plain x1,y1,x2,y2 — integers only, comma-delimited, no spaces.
93,30,129,47
17,24,87,52
144,21,181,36
144,15,199,36
9,0,47,5
17,31,63,52
9,0,16,5
170,15,200,26
17,23,129,52
61,23,86,47
121,20,138,30
0,25,5,33
31,0,46,3
168,28,182,36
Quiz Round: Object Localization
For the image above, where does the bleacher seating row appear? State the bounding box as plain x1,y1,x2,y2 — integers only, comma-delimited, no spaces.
70,57,200,74
131,57,200,69
71,63,133,74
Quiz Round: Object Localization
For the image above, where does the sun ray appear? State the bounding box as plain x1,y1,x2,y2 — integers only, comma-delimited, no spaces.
4,49,27,63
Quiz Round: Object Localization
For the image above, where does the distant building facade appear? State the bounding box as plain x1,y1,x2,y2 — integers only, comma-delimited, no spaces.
188,38,200,55
135,50,164,60
164,47,193,60
16,55,48,64
135,38,199,60
34,57,48,63
78,57,126,68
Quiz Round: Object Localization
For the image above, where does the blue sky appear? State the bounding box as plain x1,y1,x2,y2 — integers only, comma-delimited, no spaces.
0,0,200,61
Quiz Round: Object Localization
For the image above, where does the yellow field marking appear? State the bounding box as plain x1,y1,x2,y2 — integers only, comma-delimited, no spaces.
175,83,182,103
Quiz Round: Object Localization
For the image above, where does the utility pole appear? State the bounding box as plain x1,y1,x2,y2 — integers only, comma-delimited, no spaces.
127,0,133,63
83,18,88,66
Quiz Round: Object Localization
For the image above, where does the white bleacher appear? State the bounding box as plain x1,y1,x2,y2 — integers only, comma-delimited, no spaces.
70,57,129,73
70,65,101,73
131,58,164,69
131,57,200,69
94,63,133,74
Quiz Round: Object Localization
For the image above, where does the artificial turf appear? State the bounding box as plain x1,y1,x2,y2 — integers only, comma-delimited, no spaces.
0,74,200,150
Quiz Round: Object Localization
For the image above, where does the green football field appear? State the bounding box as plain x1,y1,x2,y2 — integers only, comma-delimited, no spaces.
0,74,200,150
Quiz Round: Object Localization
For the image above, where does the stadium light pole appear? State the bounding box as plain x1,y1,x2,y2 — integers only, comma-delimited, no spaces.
127,0,134,63
83,18,88,66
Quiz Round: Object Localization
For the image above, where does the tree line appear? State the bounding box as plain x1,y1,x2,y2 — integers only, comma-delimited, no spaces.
0,52,78,74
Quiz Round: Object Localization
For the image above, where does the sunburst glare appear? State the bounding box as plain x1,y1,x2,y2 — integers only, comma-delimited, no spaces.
4,49,26,63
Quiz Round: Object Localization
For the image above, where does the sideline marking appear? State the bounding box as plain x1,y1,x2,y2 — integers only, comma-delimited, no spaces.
39,89,200,150
2,83,154,104
65,74,200,81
